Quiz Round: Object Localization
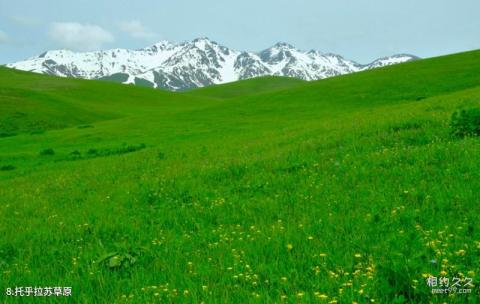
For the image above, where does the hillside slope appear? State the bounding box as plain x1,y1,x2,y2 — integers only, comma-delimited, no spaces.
0,66,216,135
0,50,479,303
183,76,306,99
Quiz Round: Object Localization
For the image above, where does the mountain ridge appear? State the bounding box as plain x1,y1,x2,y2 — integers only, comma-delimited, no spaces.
6,38,419,91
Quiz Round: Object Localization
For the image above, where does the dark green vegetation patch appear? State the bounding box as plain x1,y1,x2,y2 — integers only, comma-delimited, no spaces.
39,148,55,156
450,107,480,137
0,165,15,171
65,143,147,161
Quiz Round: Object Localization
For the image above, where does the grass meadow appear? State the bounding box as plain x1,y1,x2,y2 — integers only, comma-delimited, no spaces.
0,50,480,303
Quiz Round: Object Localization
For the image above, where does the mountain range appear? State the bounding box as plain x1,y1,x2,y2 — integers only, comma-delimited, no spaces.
6,38,418,91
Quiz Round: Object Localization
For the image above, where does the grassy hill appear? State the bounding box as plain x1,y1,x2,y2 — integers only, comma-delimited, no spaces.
183,76,306,99
0,50,479,303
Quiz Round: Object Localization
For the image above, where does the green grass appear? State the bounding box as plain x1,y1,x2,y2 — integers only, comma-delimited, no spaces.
0,50,480,303
184,76,306,99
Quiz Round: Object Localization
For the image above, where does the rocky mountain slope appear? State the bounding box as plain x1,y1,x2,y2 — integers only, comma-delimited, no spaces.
6,38,418,91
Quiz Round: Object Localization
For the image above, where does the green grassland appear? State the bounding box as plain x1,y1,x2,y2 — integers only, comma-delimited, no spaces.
0,50,479,303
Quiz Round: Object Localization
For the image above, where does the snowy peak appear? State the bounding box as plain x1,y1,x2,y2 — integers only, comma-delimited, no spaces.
6,38,418,91
273,42,296,48
192,37,219,47
143,40,175,52
365,54,419,69
260,42,299,63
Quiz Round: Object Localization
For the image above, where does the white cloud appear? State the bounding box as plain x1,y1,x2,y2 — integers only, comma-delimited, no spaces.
49,22,114,51
0,30,9,44
118,20,157,41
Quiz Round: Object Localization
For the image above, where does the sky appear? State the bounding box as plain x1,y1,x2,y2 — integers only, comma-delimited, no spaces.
0,0,479,64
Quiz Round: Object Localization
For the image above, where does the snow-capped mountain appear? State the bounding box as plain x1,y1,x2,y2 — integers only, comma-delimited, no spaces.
365,54,419,70
6,38,418,91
